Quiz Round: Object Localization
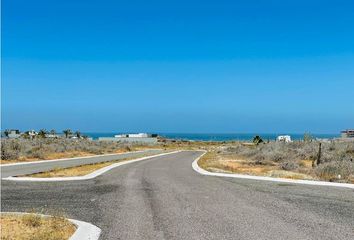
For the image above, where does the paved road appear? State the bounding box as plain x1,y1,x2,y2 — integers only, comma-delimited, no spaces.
2,151,354,240
0,149,162,178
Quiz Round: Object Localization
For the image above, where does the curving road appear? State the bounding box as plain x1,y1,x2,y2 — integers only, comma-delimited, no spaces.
1,151,354,240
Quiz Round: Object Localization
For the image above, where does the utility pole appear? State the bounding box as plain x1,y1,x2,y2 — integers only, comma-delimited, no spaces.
316,142,322,166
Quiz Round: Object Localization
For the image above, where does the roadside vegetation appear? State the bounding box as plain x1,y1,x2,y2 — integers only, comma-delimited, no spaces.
0,213,76,240
199,139,354,183
0,138,156,164
159,139,229,150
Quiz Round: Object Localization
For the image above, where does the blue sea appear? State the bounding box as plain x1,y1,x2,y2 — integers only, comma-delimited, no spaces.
84,133,339,141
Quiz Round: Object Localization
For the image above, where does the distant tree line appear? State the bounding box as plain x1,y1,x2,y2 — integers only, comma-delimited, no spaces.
3,129,88,140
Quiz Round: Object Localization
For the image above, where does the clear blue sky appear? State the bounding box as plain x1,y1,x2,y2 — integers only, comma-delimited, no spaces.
2,0,354,133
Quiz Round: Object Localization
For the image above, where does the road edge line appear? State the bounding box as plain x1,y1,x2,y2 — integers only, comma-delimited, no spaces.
3,151,181,182
1,212,101,240
192,151,354,189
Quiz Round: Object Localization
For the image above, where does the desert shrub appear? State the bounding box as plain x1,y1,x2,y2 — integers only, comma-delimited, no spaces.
219,141,354,166
29,147,48,159
0,137,153,161
303,133,314,142
328,142,336,151
87,146,104,155
52,144,66,153
280,161,299,171
252,152,265,162
265,151,287,162
23,213,42,227
29,231,62,240
1,148,20,160
315,161,354,182
1,140,22,160
204,140,354,182
347,148,354,155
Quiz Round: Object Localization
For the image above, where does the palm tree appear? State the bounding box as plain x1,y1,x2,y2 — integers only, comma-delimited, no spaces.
50,129,56,135
38,129,48,138
303,132,313,142
22,131,30,139
252,135,264,145
63,129,72,138
75,131,81,139
4,129,10,138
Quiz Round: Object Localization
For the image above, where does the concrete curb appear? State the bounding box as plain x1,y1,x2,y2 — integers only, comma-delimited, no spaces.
1,212,101,240
3,151,181,182
192,151,354,189
0,149,160,167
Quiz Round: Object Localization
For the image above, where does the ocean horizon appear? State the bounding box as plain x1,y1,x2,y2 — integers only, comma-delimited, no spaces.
84,133,340,141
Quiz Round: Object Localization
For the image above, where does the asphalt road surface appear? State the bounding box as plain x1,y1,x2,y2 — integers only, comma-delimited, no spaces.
0,149,162,178
2,151,354,240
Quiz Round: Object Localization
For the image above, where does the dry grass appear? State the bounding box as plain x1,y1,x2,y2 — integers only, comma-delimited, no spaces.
23,152,167,178
0,213,76,240
27,161,116,178
199,152,314,180
266,170,314,180
199,152,279,175
159,140,230,151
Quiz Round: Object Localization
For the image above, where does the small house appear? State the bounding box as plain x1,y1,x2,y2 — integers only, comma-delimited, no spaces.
341,129,354,138
277,135,292,143
8,130,21,138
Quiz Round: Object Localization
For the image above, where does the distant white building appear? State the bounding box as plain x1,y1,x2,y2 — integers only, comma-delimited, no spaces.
27,130,38,138
341,129,354,138
7,130,21,139
114,133,150,138
99,133,158,143
277,135,292,142
45,134,59,138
